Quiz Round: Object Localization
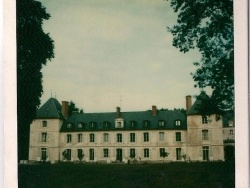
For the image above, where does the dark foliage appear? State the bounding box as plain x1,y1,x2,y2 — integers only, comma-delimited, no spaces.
17,0,54,160
68,101,84,116
168,0,234,110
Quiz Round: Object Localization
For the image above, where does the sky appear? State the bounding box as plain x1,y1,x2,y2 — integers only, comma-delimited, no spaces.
39,0,210,113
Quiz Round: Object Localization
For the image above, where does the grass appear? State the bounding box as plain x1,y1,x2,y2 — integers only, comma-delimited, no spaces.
18,161,234,188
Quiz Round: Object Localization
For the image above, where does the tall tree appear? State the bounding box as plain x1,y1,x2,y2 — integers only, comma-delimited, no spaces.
17,0,54,160
68,101,84,116
168,0,234,110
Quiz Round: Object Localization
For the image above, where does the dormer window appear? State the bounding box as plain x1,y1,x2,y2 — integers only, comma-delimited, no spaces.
175,120,181,126
67,123,72,128
158,120,165,126
89,122,96,128
143,120,150,127
42,121,47,127
130,121,137,128
103,121,111,128
78,122,83,128
115,118,124,128
229,121,234,127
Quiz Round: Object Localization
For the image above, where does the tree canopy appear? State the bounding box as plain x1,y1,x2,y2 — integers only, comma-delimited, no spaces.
68,101,84,116
168,0,234,110
17,0,54,160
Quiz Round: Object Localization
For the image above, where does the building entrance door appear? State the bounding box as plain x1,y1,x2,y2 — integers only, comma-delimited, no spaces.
116,149,122,162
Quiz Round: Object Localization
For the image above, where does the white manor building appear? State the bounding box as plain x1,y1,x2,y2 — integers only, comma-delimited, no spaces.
29,92,234,163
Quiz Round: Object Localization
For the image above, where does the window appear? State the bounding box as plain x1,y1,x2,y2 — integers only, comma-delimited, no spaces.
90,134,95,143
78,134,83,143
66,149,71,161
159,132,165,142
41,148,47,161
77,123,83,128
144,148,149,158
77,149,84,161
117,133,122,142
42,121,47,127
130,149,136,158
176,148,182,160
89,122,96,128
41,133,47,142
103,121,110,128
103,133,109,142
143,120,150,127
67,134,72,143
230,129,234,135
143,132,149,142
115,119,124,128
159,148,165,157
229,121,234,127
130,121,137,128
89,149,94,160
130,133,135,142
175,132,181,142
67,123,72,128
202,116,208,124
103,149,109,157
202,130,209,140
159,120,165,126
175,120,181,126
202,146,209,161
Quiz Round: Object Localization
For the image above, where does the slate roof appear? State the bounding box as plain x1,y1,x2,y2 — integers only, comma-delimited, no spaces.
60,110,187,132
35,98,65,119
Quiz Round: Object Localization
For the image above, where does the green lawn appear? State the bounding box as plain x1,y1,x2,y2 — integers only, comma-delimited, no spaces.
18,162,234,188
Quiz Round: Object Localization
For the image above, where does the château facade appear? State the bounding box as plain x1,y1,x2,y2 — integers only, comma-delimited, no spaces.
28,92,233,163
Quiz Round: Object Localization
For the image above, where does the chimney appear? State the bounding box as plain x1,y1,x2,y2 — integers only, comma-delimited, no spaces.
152,105,157,116
186,95,192,112
62,101,69,119
116,107,121,118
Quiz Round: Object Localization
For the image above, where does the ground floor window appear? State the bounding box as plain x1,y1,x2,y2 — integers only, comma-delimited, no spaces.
103,149,109,158
130,148,136,158
144,148,149,158
176,148,182,160
41,148,47,161
89,149,94,160
77,149,84,161
203,146,209,161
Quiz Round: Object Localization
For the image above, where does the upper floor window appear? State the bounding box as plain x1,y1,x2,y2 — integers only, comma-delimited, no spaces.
175,132,181,142
159,148,165,157
103,133,109,142
158,120,165,126
175,120,181,126
143,120,150,127
42,121,47,127
41,132,47,142
229,121,234,127
90,133,95,143
115,118,124,128
159,132,165,142
78,134,83,142
103,121,111,128
89,122,96,128
130,121,137,128
67,123,72,128
202,130,209,140
117,133,122,142
202,116,208,124
230,129,234,135
130,133,135,142
143,132,149,142
67,134,72,143
77,122,83,128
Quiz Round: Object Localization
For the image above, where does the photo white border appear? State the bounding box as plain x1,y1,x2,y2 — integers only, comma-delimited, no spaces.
2,0,249,187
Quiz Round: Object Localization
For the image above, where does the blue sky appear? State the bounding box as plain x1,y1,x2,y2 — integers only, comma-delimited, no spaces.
39,0,211,112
